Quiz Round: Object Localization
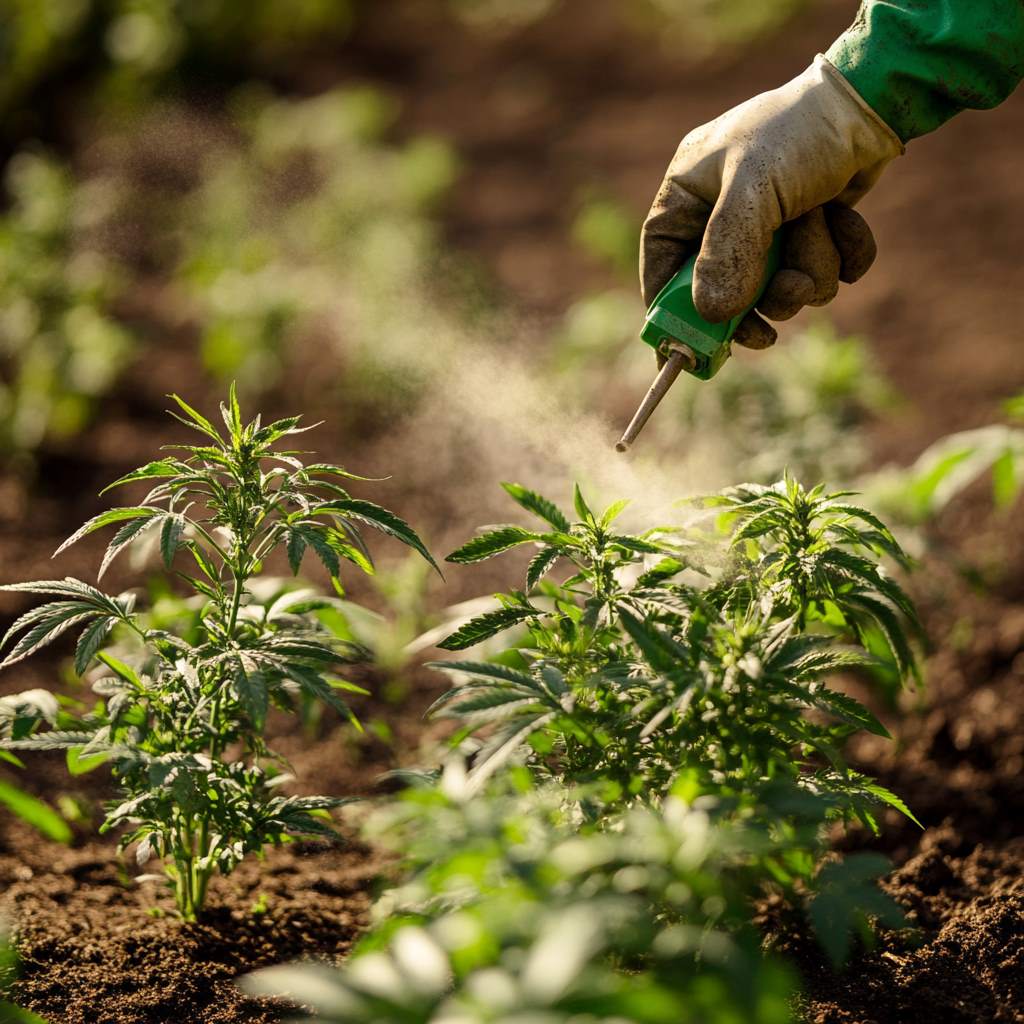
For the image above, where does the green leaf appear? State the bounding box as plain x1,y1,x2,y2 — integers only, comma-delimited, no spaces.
501,483,571,532
862,781,922,827
100,459,180,495
188,541,221,583
844,592,918,681
573,483,595,525
297,525,340,579
288,666,355,723
1,731,96,752
233,668,269,728
306,463,386,482
67,747,109,775
809,853,905,966
224,380,243,442
809,688,890,739
635,558,685,588
466,712,558,793
167,393,222,441
526,547,560,590
446,527,540,565
160,513,186,568
600,499,630,528
991,448,1020,508
318,499,439,574
97,651,143,689
328,537,375,577
54,507,162,557
74,616,116,676
99,515,161,579
609,535,666,555
2,604,101,668
0,999,49,1024
0,779,72,843
619,609,687,674
427,660,543,690
434,688,546,721
286,528,307,576
438,606,538,651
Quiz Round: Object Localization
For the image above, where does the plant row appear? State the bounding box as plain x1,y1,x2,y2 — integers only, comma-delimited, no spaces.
0,391,922,1019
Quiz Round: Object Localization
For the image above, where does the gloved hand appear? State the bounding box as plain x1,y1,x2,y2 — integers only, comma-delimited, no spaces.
640,55,903,350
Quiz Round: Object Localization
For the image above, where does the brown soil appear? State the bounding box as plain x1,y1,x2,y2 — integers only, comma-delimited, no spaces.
3,1,1024,1021
1,820,383,1024
807,833,1024,1024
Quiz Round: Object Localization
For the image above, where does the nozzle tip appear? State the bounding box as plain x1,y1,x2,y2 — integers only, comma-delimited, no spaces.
615,440,630,454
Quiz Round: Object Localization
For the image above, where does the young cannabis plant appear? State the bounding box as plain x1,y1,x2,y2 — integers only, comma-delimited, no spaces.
0,386,436,921
244,773,800,1024
708,477,921,677
429,479,918,831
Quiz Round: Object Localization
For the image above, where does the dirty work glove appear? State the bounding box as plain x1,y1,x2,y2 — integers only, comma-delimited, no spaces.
640,54,903,350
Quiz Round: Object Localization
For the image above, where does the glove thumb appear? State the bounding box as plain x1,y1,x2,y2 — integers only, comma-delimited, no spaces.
692,166,780,324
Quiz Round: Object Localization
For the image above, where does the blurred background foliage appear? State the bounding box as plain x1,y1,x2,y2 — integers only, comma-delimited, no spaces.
1,0,1019,552
0,149,130,458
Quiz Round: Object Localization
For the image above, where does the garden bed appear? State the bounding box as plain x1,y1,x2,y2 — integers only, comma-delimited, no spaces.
2,2,1024,1022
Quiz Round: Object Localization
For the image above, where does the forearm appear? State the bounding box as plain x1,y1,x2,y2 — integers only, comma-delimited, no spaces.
827,0,1024,142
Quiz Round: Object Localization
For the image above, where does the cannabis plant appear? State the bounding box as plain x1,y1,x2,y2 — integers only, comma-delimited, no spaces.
244,771,801,1024
430,478,918,831
0,387,435,920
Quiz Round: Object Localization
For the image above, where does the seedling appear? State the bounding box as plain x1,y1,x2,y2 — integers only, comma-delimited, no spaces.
0,386,436,921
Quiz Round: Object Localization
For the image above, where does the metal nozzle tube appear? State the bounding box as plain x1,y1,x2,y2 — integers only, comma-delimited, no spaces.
615,345,694,452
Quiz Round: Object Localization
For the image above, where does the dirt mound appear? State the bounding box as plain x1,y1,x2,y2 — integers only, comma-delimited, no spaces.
801,831,1024,1024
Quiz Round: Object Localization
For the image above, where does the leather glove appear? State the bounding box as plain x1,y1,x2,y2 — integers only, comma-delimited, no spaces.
640,55,904,350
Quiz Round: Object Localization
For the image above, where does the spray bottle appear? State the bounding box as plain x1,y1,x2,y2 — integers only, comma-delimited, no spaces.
616,231,783,452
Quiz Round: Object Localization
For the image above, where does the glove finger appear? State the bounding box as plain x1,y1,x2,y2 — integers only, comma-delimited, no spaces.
692,167,780,324
640,181,711,308
824,203,877,283
782,207,840,306
732,311,777,350
756,269,815,321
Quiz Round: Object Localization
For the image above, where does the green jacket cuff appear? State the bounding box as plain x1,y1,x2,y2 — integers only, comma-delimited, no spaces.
826,0,1024,143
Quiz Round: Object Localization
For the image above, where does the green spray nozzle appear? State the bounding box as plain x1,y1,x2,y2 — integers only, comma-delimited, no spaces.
616,230,783,452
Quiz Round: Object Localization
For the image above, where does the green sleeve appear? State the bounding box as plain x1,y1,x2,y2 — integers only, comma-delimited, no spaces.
826,1,1024,143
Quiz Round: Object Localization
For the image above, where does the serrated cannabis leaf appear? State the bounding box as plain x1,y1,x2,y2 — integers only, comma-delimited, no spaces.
500,483,571,532
446,526,541,564
438,606,539,651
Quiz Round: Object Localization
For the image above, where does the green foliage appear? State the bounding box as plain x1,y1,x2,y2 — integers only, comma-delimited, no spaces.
808,853,906,967
431,477,918,830
707,478,921,678
245,775,799,1024
1,0,359,123
244,478,915,1019
0,386,434,921
628,0,809,51
173,86,457,397
677,322,893,484
572,193,639,277
0,151,132,457
447,0,807,51
868,422,1024,525
0,690,72,843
